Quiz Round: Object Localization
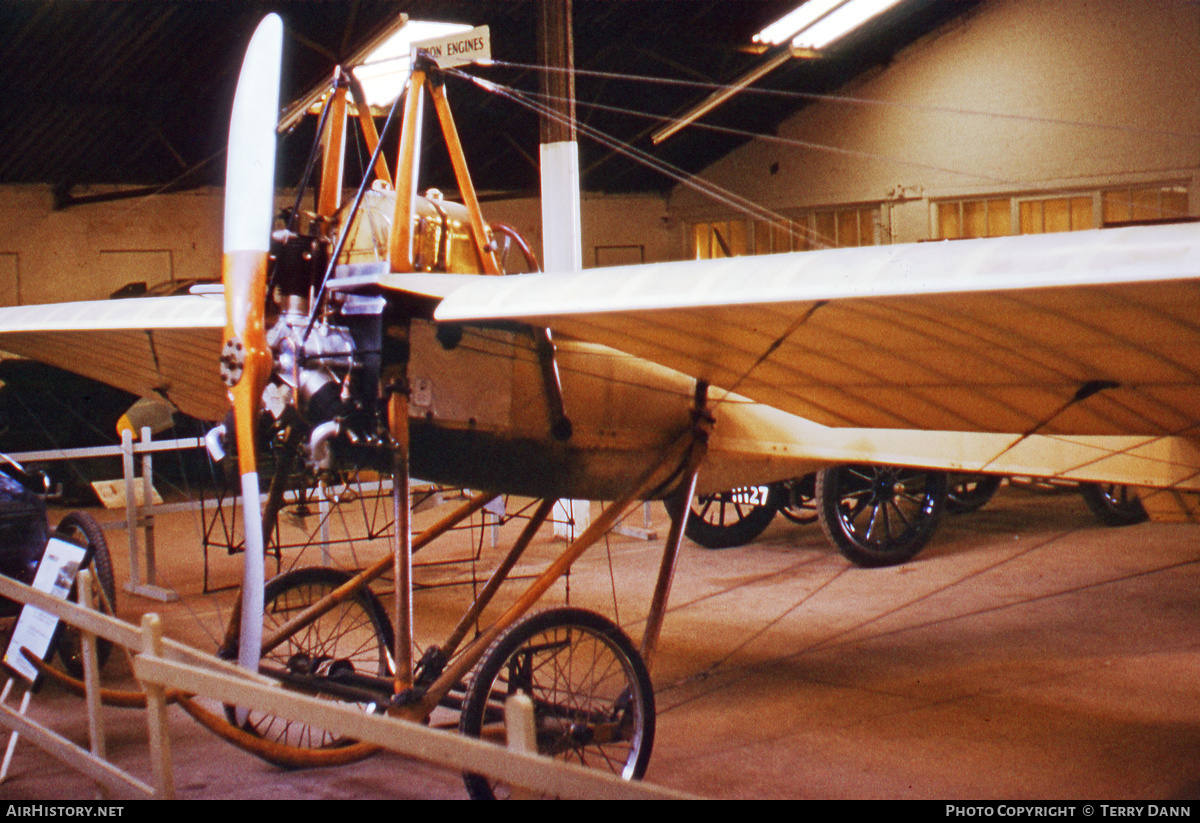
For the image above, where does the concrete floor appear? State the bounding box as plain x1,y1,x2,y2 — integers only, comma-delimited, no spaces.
2,481,1200,800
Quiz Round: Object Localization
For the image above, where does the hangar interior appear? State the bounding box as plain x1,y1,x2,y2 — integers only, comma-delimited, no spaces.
1,0,1196,300
0,0,1199,801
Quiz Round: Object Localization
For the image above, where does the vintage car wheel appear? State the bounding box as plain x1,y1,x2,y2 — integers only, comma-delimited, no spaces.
946,474,1003,514
1079,483,1148,527
673,485,779,549
816,465,948,567
54,511,116,678
777,474,819,525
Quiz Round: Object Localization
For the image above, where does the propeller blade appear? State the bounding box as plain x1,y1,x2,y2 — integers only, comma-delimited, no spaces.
221,14,282,674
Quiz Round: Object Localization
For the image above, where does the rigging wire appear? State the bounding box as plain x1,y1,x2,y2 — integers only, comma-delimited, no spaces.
487,74,1014,185
444,66,1200,484
490,59,1200,142
451,69,828,249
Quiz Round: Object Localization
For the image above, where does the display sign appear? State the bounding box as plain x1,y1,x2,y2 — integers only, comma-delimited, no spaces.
411,25,491,68
3,537,87,684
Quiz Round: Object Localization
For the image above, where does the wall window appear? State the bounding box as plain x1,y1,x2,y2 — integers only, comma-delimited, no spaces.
938,182,1189,240
1101,184,1189,225
693,221,750,259
691,205,881,260
937,198,1012,239
1018,195,1093,234
811,206,880,248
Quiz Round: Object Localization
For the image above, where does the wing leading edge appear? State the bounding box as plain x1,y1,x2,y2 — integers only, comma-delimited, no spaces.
0,295,226,422
433,222,1200,439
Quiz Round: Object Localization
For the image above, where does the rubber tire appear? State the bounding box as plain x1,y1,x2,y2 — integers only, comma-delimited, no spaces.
816,465,948,568
227,565,395,749
946,475,1003,514
54,511,116,678
777,474,818,525
458,607,655,800
1079,483,1148,527
677,485,779,549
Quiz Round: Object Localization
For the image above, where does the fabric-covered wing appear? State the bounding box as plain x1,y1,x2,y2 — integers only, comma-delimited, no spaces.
0,295,227,422
434,223,1200,438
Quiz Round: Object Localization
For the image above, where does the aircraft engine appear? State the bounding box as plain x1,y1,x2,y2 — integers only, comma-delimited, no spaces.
268,308,356,429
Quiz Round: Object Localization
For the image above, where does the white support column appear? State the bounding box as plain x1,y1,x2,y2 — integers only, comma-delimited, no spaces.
541,143,591,539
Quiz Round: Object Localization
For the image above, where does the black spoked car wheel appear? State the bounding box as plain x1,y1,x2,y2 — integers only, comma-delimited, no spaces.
1079,483,1148,527
816,465,948,567
946,474,1002,514
777,474,818,525
674,485,779,549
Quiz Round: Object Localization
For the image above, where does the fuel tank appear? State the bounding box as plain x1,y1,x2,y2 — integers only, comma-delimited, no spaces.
339,185,485,274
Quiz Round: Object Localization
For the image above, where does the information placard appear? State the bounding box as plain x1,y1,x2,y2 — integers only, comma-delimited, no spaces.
3,537,87,684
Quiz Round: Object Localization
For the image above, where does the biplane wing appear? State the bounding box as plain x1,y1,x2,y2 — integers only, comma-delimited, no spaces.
0,294,226,422
432,221,1200,441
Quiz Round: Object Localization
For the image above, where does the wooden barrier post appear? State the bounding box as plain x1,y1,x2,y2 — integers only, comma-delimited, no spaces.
140,614,175,799
505,693,538,799
77,570,108,796
0,679,30,782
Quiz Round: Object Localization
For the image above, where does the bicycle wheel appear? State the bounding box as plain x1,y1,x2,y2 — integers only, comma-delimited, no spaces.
228,565,394,749
458,608,655,799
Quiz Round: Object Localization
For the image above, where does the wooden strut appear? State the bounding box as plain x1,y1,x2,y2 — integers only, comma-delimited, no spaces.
439,498,557,661
346,73,391,184
388,58,501,276
641,466,699,671
258,490,497,656
641,380,709,671
34,425,706,770
388,366,414,693
403,417,712,723
427,71,501,275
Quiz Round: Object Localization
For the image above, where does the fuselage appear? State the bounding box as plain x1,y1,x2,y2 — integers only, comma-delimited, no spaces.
402,319,829,500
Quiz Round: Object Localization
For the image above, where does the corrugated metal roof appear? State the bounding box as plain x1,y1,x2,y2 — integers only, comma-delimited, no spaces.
0,1,975,197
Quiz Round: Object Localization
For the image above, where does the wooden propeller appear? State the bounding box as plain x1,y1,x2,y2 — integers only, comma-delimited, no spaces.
220,14,282,674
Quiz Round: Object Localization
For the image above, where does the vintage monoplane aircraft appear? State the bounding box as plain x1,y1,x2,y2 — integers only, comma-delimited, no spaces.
3,14,1200,796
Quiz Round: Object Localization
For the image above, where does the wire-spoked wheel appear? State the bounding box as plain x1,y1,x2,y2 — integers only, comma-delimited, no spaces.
458,607,655,799
816,465,948,567
226,566,395,749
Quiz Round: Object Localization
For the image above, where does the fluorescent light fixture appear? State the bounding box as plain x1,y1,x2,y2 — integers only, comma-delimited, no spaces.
352,21,472,106
794,0,903,48
754,0,844,45
754,0,904,50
